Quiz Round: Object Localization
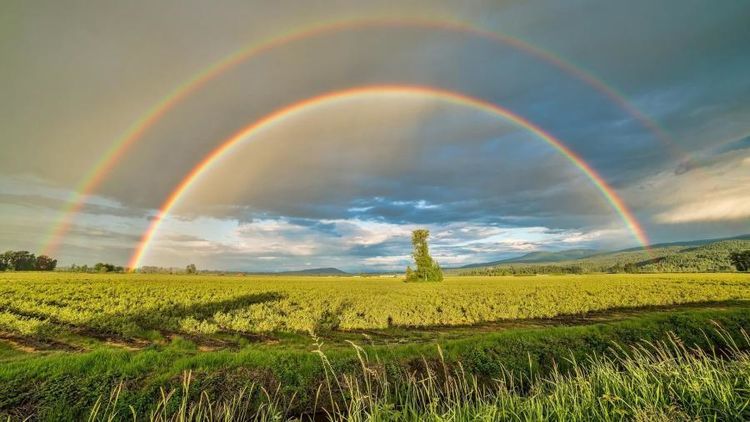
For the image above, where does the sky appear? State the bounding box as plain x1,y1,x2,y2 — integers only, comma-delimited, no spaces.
1,0,749,272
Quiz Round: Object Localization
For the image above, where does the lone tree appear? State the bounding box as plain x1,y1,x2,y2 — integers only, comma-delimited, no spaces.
730,250,750,272
186,264,197,274
405,229,443,282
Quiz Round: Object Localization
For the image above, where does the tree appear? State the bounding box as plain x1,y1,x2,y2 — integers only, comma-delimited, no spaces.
730,250,750,272
186,264,197,274
3,250,37,271
35,255,57,271
405,229,443,282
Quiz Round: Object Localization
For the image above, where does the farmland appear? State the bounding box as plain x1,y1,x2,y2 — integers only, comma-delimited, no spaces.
1,272,750,419
1,272,749,342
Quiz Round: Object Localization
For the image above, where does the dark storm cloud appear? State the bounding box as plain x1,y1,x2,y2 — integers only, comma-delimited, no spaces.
346,238,409,259
171,111,616,232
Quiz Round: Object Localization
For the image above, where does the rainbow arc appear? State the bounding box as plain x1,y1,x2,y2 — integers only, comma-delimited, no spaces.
128,85,650,269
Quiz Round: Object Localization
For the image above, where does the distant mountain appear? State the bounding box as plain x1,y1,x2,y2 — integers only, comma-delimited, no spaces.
459,249,599,269
275,267,349,276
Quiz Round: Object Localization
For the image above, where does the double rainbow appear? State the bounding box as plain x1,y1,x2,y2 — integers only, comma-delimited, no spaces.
38,16,663,261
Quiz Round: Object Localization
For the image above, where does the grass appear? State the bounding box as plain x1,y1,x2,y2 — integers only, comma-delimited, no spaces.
1,272,750,419
2,304,750,420
84,327,750,421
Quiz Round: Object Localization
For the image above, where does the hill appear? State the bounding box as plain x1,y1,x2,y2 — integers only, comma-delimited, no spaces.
459,249,599,268
457,235,750,275
618,233,750,252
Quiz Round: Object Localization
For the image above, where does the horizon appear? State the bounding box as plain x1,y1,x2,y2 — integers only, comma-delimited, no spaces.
44,232,750,274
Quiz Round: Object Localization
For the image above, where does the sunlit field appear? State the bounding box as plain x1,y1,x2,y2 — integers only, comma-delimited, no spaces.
2,272,750,420
2,272,749,339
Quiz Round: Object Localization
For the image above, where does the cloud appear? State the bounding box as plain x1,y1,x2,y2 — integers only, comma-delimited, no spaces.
161,96,621,236
141,215,631,271
0,192,146,219
657,197,750,224
631,149,750,224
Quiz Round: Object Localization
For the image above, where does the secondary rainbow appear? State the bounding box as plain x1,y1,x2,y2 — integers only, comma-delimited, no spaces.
42,16,669,257
128,85,650,269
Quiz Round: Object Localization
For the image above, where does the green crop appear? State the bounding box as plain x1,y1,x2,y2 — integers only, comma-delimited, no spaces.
1,272,748,340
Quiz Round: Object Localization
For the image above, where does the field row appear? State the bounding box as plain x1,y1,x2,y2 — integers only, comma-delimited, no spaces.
0,273,749,339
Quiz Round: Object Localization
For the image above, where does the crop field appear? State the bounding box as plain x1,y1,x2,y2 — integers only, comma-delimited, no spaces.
2,272,750,420
1,272,749,343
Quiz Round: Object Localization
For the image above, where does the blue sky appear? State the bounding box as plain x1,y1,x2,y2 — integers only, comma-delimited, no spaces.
1,0,749,271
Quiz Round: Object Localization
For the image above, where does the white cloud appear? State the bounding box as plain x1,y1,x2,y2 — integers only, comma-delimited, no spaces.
559,228,629,244
140,214,626,271
643,150,750,224
363,255,410,265
325,219,413,246
657,196,750,223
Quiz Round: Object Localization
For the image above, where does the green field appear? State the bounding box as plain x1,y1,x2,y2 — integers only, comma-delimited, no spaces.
2,272,750,339
2,272,750,420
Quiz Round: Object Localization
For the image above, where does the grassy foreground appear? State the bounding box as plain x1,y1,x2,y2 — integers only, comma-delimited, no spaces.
90,329,750,421
1,273,750,419
2,304,750,420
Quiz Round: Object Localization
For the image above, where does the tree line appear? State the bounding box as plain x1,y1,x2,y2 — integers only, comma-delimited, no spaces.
0,250,57,271
60,264,200,274
64,263,127,273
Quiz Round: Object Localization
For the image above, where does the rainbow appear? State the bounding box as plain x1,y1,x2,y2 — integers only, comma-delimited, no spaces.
128,85,650,269
42,16,669,257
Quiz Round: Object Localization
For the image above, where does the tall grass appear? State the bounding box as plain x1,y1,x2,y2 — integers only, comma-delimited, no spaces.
85,326,750,421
